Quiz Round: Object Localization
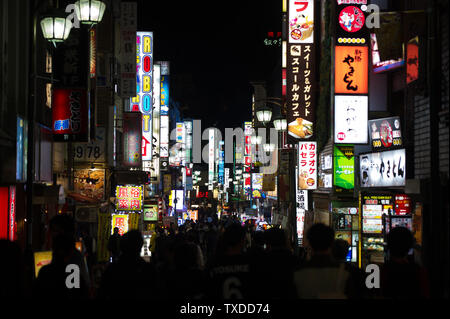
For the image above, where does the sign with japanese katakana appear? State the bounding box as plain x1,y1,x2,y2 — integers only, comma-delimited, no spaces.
298,142,317,190
115,185,144,211
52,88,88,142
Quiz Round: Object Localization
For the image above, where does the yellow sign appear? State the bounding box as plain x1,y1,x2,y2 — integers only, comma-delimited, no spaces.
34,251,52,277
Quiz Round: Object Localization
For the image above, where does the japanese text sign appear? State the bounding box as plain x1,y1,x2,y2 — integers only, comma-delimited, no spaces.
115,185,143,211
335,46,368,94
298,142,317,190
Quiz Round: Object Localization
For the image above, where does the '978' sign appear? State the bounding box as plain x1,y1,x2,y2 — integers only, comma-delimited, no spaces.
73,127,105,162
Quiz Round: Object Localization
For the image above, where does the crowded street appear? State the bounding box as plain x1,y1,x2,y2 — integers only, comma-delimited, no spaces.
0,0,449,312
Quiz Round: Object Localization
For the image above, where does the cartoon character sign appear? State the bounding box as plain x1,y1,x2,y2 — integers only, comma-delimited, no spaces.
339,6,365,33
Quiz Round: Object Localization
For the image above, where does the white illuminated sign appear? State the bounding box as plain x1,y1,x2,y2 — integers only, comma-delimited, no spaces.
334,95,368,144
360,149,406,187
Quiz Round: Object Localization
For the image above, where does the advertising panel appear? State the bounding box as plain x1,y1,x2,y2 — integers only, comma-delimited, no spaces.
143,205,158,221
334,46,369,94
334,95,368,144
244,122,252,194
16,116,27,181
336,1,369,45
52,88,88,142
368,116,402,151
362,194,394,234
73,169,105,201
406,37,419,84
286,43,315,140
288,0,314,44
115,185,144,211
252,173,263,199
34,251,52,277
298,142,317,190
123,112,142,168
171,190,184,211
118,2,137,98
111,214,129,236
360,149,406,187
208,129,215,190
151,63,161,182
333,145,355,193
394,194,411,215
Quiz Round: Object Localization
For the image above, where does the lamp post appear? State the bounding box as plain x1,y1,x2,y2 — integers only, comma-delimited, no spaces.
74,0,106,27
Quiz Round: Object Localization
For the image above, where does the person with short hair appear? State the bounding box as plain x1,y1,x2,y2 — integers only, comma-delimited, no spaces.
293,223,357,299
381,227,430,299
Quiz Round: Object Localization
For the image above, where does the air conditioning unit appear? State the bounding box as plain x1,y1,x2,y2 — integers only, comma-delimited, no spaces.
75,206,98,223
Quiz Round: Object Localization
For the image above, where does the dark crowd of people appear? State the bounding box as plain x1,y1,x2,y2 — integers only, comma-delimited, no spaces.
0,213,430,300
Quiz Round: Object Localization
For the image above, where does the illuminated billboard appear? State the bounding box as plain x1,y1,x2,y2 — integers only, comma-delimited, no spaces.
360,149,406,187
298,142,317,190
115,185,144,211
368,116,402,151
333,145,355,193
335,46,369,94
52,88,88,142
123,112,142,168
288,0,314,44
334,95,368,144
151,63,161,183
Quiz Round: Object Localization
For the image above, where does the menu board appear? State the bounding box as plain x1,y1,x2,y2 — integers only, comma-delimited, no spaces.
394,194,411,215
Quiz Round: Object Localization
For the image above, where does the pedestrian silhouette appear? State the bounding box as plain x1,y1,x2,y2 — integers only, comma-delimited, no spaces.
0,239,24,298
98,230,159,299
293,223,356,299
260,228,298,299
33,214,89,299
107,227,121,263
381,226,430,298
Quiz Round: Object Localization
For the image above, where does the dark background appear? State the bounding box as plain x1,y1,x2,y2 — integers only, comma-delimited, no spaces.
138,0,282,130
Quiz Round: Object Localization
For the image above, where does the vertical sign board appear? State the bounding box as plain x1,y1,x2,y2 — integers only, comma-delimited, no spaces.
208,129,215,190
8,186,16,241
130,32,153,167
151,64,161,183
160,61,170,170
184,121,193,164
333,145,355,193
298,142,317,190
89,28,96,78
122,112,142,168
218,141,225,185
16,117,25,181
287,0,315,142
52,88,89,142
335,1,369,45
244,122,252,195
296,165,308,246
119,2,137,98
334,46,369,94
334,95,368,144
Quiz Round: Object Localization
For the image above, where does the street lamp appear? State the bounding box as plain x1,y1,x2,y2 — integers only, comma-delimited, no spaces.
40,11,73,46
256,105,273,125
273,114,287,132
74,0,106,26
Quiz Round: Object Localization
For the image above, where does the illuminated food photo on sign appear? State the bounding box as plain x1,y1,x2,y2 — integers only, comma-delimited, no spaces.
287,43,315,140
288,0,314,44
298,142,317,190
334,95,368,144
335,46,369,94
360,149,406,187
368,116,402,150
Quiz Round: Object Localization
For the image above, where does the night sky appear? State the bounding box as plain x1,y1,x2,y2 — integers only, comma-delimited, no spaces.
139,0,282,130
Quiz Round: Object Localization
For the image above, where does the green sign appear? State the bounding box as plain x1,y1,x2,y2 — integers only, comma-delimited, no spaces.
143,205,158,222
334,145,355,192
